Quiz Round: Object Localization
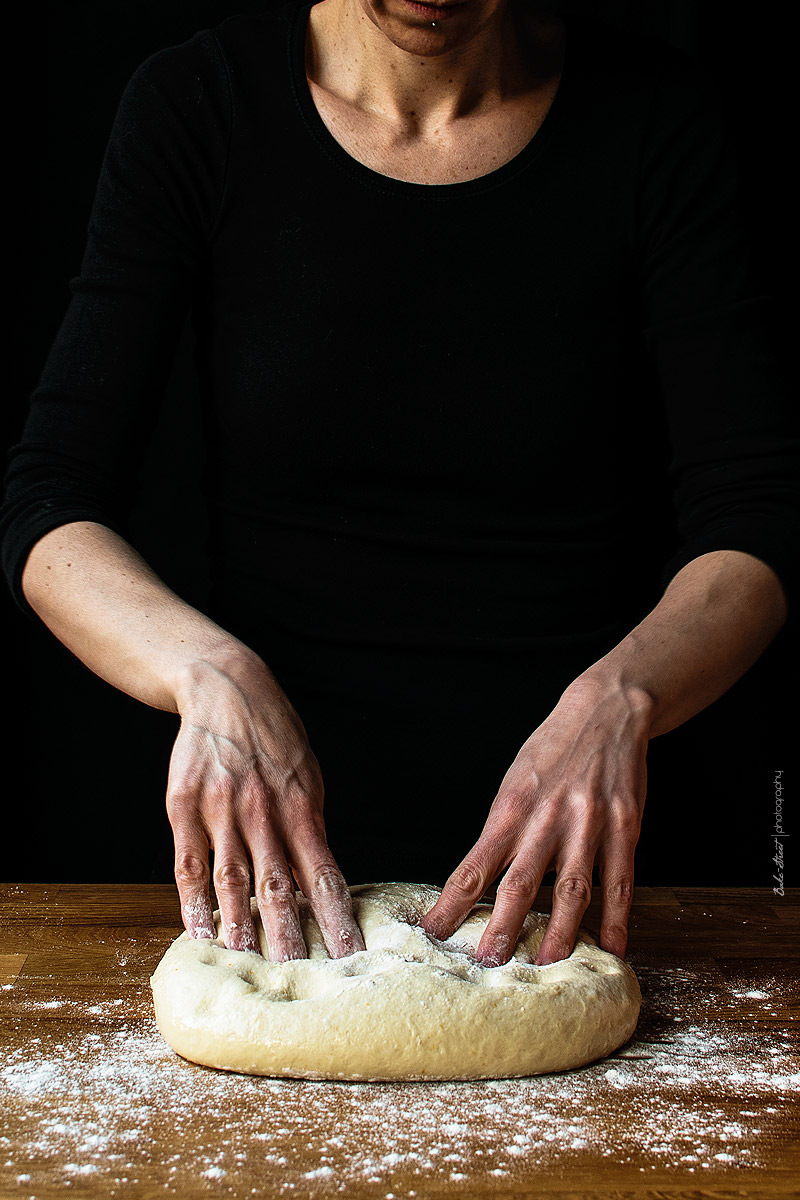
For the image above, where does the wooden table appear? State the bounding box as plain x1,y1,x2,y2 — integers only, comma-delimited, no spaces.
1,884,797,1199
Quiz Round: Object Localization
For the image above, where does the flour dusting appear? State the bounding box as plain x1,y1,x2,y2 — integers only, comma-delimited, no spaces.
1,953,797,1196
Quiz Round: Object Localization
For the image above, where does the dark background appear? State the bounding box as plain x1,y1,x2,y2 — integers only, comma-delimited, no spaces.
4,1,796,887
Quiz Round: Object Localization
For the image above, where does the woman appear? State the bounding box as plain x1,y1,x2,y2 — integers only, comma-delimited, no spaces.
2,0,796,967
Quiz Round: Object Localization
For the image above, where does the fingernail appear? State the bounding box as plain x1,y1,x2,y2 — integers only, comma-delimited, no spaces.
333,928,358,957
479,954,502,968
223,918,260,954
421,920,446,941
478,931,512,967
241,923,260,954
536,946,567,966
274,946,306,963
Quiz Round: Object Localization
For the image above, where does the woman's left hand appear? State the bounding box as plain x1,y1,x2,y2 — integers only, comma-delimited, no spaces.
419,672,655,966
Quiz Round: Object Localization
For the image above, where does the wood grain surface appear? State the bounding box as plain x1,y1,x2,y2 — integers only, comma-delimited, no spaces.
1,884,798,1199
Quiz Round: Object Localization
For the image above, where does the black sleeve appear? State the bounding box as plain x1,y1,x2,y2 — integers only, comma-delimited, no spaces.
1,29,231,619
636,46,800,611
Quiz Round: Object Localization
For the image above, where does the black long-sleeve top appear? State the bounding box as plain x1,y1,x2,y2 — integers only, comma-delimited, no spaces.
3,0,797,872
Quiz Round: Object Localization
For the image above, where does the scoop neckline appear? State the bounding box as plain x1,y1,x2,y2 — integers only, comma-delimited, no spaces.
289,0,569,199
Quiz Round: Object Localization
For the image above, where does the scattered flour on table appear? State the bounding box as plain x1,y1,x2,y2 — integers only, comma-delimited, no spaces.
1,957,797,1196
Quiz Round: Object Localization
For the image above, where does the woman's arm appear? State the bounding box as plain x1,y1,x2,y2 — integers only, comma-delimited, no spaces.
22,519,366,962
422,41,798,969
3,41,366,963
23,521,252,713
419,548,787,966
587,548,787,739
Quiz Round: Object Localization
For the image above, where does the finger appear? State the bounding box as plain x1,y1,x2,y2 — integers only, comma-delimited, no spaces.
596,801,640,959
475,852,549,966
288,817,366,959
173,824,216,940
232,775,307,961
252,858,307,962
249,820,307,961
211,832,260,954
419,789,527,940
535,857,594,966
418,852,497,943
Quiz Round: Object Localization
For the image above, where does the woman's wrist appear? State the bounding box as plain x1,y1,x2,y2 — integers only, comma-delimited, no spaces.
561,551,787,743
560,659,657,733
171,641,272,715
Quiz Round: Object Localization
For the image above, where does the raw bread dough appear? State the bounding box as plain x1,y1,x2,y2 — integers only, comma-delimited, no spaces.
150,882,641,1080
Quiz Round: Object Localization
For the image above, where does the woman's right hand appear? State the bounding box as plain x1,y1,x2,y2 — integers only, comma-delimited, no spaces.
166,651,365,962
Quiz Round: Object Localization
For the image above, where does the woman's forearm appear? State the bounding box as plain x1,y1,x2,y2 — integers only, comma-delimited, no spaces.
572,549,788,738
21,520,263,713
21,520,367,958
421,548,788,965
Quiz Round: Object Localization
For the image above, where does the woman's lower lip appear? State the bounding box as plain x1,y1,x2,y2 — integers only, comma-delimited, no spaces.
400,0,467,19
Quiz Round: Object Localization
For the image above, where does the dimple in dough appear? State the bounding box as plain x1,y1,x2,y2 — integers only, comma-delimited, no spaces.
150,882,641,1081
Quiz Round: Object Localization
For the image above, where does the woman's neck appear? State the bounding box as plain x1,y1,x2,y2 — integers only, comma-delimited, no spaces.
305,0,562,136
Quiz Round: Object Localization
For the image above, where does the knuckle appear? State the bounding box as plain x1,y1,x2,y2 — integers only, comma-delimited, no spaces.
291,802,326,840
495,787,530,823
282,766,322,805
174,851,208,887
497,869,538,899
612,796,641,837
490,790,534,843
214,860,251,891
256,869,297,905
208,775,236,809
309,864,346,896
447,860,485,897
295,776,325,808
604,875,634,904
166,783,200,817
571,789,602,823
554,873,592,906
527,805,557,842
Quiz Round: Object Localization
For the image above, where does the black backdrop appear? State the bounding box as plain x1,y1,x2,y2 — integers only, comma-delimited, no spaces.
4,1,796,887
